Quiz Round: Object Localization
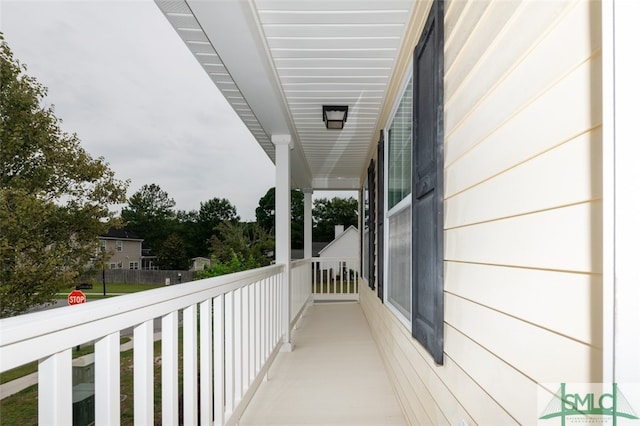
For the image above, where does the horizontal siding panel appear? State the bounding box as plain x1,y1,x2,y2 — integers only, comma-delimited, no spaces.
362,287,514,426
361,289,438,425
445,262,602,345
444,1,489,71
445,54,601,197
445,325,534,424
445,202,603,273
444,293,603,383
444,0,570,104
381,306,470,425
444,0,521,99
445,129,602,227
446,0,600,166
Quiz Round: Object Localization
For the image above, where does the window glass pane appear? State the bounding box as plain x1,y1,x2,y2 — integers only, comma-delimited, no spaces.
388,205,411,319
388,78,413,210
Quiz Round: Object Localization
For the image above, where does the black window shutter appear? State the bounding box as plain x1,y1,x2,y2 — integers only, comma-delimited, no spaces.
367,160,376,290
377,130,385,302
412,0,444,365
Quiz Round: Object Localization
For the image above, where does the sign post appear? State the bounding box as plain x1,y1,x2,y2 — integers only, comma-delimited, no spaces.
68,290,86,351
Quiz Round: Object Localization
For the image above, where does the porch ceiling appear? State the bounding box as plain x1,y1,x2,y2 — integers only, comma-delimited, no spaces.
155,0,417,190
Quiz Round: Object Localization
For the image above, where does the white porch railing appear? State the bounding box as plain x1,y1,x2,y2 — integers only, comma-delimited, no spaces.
307,257,360,301
0,263,312,426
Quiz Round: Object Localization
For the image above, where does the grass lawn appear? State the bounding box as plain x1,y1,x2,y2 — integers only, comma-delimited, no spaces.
57,283,165,299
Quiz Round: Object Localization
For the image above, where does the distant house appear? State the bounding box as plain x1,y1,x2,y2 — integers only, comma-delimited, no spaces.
190,257,211,271
317,225,359,276
98,228,143,270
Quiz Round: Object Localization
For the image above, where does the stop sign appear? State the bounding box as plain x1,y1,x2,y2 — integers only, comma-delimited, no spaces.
68,290,86,305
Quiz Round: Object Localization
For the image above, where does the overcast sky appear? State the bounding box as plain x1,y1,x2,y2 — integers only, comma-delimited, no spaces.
1,0,283,220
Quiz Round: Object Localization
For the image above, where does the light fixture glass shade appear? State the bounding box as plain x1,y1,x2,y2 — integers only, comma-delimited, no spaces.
323,105,348,130
325,110,345,121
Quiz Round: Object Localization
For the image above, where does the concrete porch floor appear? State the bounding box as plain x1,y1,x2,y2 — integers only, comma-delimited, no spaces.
239,302,407,426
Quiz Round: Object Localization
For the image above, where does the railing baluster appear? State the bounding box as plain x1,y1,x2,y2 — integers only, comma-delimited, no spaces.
233,289,242,405
134,319,154,425
200,298,213,426
268,277,272,352
242,285,250,393
224,291,234,414
162,312,178,426
183,304,198,425
248,283,256,382
213,295,225,426
39,349,72,425
95,332,120,425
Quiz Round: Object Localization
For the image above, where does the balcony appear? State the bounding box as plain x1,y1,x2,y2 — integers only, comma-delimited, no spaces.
0,257,403,425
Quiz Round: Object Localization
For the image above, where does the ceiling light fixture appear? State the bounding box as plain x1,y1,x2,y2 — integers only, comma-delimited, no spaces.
322,105,348,130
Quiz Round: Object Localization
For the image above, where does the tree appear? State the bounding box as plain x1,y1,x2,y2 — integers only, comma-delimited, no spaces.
195,198,238,255
255,187,304,248
313,197,359,242
198,221,274,279
156,233,190,270
121,183,176,253
0,37,128,317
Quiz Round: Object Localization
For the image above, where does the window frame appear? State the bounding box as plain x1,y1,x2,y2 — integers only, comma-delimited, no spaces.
383,69,414,330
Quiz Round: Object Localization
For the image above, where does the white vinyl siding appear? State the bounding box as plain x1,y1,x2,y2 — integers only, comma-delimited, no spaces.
363,1,603,425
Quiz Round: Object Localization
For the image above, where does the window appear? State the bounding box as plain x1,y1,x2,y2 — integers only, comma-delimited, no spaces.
385,76,413,322
116,240,123,252
109,263,117,269
129,262,139,270
99,240,106,252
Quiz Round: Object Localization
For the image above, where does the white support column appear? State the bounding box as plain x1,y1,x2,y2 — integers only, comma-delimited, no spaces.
273,134,293,352
303,189,313,260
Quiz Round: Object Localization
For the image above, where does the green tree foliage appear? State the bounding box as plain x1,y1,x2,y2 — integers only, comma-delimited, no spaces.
121,183,176,253
197,221,274,279
195,198,238,255
156,233,190,270
0,36,128,317
255,187,304,248
313,197,359,242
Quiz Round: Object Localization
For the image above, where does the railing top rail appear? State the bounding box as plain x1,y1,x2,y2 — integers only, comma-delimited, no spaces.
291,258,312,267
310,257,360,262
0,264,284,371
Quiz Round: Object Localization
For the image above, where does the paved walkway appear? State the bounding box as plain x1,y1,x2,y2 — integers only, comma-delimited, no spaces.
240,302,406,425
0,332,161,399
